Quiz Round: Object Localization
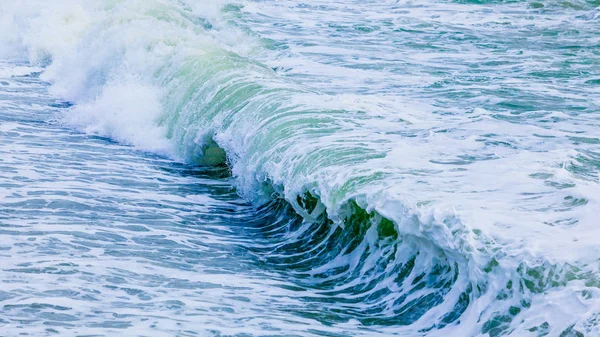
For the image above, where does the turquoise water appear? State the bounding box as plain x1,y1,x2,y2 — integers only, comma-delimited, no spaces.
0,1,599,336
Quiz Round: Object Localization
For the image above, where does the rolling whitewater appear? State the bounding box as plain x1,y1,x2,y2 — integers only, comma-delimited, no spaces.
0,0,599,336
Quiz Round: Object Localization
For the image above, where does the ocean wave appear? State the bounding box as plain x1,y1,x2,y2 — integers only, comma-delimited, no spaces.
2,0,599,335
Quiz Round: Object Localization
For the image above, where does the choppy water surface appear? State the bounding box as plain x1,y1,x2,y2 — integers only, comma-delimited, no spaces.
1,0,600,336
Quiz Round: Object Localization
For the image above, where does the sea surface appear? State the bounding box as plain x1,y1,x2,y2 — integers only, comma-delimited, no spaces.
0,1,599,336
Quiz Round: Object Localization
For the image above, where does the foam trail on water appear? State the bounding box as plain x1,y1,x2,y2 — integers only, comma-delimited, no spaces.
1,0,599,336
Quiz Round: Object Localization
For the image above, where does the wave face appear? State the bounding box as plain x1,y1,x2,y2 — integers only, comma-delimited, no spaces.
2,0,600,335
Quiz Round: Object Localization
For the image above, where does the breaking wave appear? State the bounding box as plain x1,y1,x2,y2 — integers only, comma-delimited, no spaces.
2,1,599,335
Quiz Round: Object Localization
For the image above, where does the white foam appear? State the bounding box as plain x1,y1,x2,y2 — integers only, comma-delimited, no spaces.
65,80,174,156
